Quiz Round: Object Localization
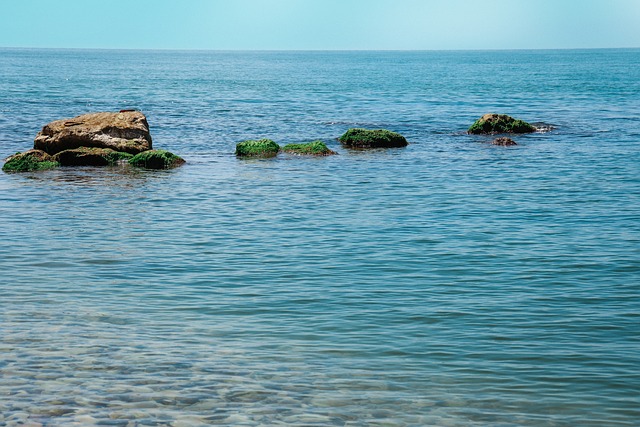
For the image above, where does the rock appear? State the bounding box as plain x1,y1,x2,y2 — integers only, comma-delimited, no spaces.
235,139,280,157
490,137,517,146
34,111,152,155
338,128,408,148
53,147,134,166
129,149,185,169
282,141,337,156
2,149,59,172
491,137,517,146
468,113,536,134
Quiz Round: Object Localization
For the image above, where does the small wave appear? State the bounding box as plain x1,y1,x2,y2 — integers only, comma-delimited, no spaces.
533,123,556,133
322,121,380,126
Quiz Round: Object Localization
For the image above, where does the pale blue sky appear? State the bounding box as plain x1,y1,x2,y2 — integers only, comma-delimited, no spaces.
1,0,639,50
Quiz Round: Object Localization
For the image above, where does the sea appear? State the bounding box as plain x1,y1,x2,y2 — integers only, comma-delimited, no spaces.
0,48,639,426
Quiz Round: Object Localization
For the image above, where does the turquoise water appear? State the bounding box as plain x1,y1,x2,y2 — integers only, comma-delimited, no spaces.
1,49,639,426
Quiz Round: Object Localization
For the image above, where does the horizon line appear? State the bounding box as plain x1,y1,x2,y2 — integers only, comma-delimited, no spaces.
1,46,639,53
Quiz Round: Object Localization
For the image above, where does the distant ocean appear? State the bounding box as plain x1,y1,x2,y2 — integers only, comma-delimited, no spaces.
1,48,639,426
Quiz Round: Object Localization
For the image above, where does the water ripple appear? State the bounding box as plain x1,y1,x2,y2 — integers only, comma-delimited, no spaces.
1,48,639,426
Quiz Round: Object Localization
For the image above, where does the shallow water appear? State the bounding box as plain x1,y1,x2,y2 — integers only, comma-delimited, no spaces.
1,49,639,426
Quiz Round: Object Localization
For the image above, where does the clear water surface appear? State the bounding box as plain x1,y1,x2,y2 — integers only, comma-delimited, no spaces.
0,49,639,426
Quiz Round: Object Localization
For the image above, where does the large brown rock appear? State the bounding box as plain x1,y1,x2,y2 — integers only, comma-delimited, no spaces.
34,110,152,155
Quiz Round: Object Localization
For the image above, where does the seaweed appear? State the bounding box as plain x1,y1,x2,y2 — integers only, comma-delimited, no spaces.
468,114,536,134
129,150,185,169
2,150,59,172
283,141,337,156
235,139,280,157
338,128,408,148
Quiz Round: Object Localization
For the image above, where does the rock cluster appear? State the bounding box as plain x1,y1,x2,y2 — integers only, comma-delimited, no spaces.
235,140,338,158
4,110,547,172
234,131,406,159
3,111,184,172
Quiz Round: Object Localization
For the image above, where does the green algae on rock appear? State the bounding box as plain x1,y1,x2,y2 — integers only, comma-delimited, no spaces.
468,114,536,134
283,141,337,156
235,139,280,157
129,150,185,169
54,147,134,166
2,149,60,172
338,128,408,148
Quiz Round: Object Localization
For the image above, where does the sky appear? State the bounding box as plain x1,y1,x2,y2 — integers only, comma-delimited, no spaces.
1,0,639,50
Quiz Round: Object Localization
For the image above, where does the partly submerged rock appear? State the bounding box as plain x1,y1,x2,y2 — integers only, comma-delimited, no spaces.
491,137,517,146
283,141,337,156
129,150,185,169
54,147,133,166
338,128,408,148
34,110,152,155
2,149,59,172
468,114,535,135
235,139,280,158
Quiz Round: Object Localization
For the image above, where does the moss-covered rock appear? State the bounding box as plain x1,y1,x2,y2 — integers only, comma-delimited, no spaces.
338,128,408,148
235,139,280,157
468,114,536,134
2,149,59,172
283,141,337,156
129,150,185,169
53,147,133,166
